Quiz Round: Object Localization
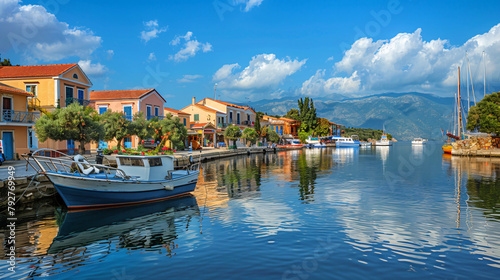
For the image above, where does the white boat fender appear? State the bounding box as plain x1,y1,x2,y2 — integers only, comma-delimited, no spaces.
164,185,174,191
74,154,100,175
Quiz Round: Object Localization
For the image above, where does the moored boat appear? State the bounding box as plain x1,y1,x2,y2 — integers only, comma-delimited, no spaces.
23,149,200,210
411,138,427,145
376,134,393,146
360,142,372,147
442,143,453,154
334,136,360,147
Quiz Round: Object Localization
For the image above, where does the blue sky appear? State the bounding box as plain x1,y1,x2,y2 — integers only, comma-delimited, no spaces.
1,0,500,109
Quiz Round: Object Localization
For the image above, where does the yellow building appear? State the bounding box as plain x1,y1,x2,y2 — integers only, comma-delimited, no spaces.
0,63,93,152
0,83,37,160
164,107,191,128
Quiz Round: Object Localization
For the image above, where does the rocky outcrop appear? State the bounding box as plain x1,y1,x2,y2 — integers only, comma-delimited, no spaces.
451,137,500,151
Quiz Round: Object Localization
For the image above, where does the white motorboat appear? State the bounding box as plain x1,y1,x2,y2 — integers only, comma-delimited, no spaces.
411,138,427,145
23,149,200,210
376,134,393,146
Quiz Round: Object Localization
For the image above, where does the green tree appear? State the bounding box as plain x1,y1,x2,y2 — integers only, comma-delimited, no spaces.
150,114,188,150
224,125,242,148
285,108,300,120
467,92,500,134
242,127,258,147
298,97,317,133
129,111,153,147
298,131,309,144
0,57,13,66
267,130,280,144
314,118,331,136
101,110,130,150
35,103,104,154
254,111,264,134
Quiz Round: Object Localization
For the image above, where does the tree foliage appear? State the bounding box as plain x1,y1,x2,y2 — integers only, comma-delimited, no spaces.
242,128,258,146
267,130,280,143
343,127,384,141
285,108,300,120
129,111,154,146
298,97,317,133
0,57,13,66
224,125,242,147
314,118,331,136
467,92,500,134
254,111,264,134
298,131,309,144
101,110,130,150
150,113,188,150
35,103,104,154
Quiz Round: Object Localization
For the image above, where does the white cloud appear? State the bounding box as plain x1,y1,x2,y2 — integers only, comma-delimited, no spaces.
326,56,334,62
148,52,157,61
106,50,114,60
169,31,212,62
177,74,203,83
140,20,167,43
0,0,102,61
234,0,264,12
78,60,108,77
304,24,500,96
300,69,361,95
213,53,306,100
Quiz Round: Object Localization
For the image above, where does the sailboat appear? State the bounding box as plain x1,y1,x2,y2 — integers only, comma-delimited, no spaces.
443,67,463,154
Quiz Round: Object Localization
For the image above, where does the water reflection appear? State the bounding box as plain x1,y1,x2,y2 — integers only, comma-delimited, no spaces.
333,147,359,164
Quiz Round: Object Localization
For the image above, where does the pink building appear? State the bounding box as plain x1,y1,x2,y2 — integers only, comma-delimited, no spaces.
89,89,166,149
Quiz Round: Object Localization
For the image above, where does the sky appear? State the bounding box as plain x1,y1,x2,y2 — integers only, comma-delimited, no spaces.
1,0,500,109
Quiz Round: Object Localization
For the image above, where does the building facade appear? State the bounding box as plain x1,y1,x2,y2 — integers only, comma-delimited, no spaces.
90,89,166,149
0,63,92,152
0,83,38,160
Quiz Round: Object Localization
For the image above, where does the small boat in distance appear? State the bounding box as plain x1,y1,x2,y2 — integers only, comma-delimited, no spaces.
306,137,326,148
360,142,372,147
23,149,200,210
335,136,360,147
411,138,427,145
277,139,304,149
376,134,393,146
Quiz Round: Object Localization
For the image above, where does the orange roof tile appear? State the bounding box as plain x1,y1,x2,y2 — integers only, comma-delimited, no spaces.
192,122,208,128
164,107,190,115
0,82,33,96
0,63,77,78
90,89,156,100
201,97,256,113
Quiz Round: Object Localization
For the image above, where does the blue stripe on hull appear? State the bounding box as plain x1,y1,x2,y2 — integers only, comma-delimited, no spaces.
54,182,197,209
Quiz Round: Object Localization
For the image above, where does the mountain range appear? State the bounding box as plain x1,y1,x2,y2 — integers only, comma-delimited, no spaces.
245,92,455,141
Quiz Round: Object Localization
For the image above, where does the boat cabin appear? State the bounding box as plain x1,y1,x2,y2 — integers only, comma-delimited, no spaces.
115,155,174,181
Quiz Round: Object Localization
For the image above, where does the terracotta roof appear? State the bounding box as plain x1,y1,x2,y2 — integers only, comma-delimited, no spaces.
90,89,156,100
192,122,208,128
0,63,77,78
164,107,190,115
181,104,226,114
0,82,33,96
200,97,256,114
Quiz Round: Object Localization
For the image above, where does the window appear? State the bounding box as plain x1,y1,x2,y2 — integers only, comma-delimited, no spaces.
98,106,107,114
237,113,240,124
183,118,187,126
146,105,152,120
73,73,79,79
65,86,74,106
154,106,159,116
123,105,132,121
148,158,162,167
25,84,37,96
247,115,250,122
119,157,145,166
77,89,84,100
194,114,199,121
229,112,233,122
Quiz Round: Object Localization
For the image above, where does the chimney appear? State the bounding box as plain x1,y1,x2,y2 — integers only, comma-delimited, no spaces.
192,97,195,105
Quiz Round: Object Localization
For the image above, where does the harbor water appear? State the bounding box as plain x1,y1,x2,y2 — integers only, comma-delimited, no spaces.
1,142,500,279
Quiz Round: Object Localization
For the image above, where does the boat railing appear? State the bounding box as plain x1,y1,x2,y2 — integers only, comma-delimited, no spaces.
22,149,132,180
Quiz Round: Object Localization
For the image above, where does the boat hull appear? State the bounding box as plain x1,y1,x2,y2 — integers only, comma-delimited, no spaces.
442,144,452,154
46,171,199,209
336,142,359,147
375,141,393,146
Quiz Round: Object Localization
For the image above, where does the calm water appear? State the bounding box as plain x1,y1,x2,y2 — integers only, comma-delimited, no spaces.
2,143,500,279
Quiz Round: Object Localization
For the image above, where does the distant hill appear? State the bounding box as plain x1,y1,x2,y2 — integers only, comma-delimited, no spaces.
245,93,455,141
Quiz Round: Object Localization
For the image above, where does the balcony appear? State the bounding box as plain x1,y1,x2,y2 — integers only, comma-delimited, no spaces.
1,110,40,124
147,115,164,121
217,123,228,128
27,96,41,110
65,97,90,107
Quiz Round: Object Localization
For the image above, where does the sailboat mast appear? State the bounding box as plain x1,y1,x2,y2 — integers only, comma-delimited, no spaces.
458,66,462,139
